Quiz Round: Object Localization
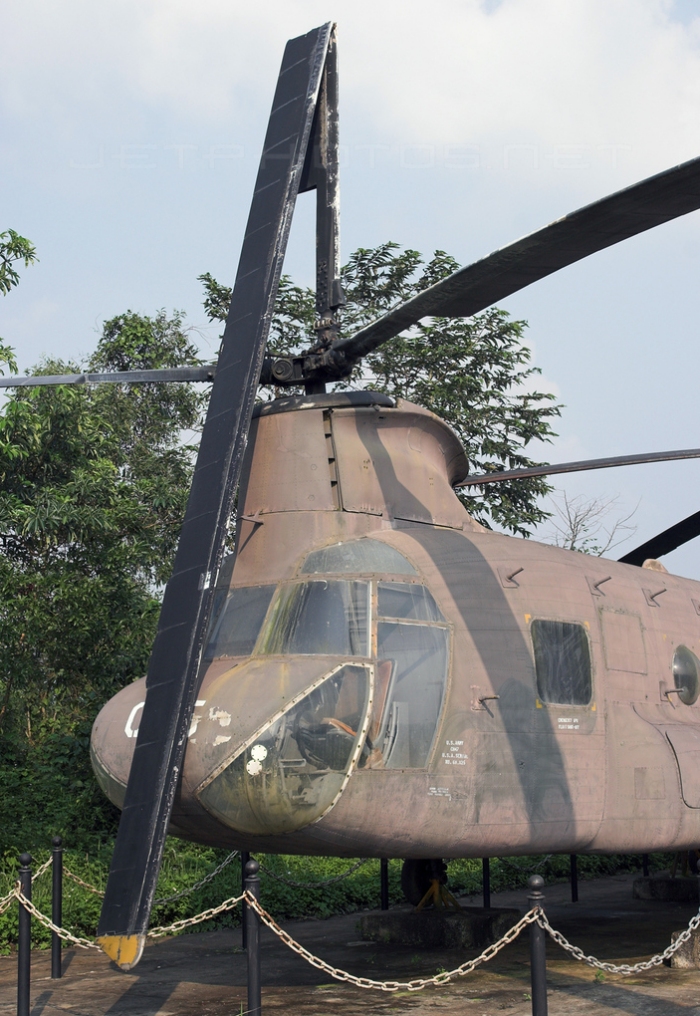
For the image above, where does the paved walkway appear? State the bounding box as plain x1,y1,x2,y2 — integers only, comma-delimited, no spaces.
0,873,699,1015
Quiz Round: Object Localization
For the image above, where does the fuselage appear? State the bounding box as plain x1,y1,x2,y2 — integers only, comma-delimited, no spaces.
91,391,700,858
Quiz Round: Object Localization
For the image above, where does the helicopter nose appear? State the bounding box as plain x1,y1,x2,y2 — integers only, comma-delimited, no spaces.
193,657,372,836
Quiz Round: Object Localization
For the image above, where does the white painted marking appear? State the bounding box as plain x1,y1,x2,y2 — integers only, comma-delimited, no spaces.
124,701,145,738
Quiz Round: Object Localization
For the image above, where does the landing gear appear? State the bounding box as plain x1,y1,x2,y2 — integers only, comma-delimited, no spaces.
400,858,449,906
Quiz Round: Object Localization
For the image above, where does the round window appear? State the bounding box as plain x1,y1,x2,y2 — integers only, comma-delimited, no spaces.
672,645,700,705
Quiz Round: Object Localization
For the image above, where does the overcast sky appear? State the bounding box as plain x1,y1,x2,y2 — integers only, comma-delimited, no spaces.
2,0,700,573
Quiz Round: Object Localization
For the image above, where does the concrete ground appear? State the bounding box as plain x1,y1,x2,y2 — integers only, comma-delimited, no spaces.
1,873,700,1015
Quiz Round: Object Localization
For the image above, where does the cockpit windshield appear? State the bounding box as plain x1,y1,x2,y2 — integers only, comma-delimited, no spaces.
204,585,275,660
258,580,370,657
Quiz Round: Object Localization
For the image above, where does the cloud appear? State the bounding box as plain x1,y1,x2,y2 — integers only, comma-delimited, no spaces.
3,0,700,180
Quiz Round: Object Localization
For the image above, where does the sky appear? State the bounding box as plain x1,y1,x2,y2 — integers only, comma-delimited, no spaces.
2,0,700,574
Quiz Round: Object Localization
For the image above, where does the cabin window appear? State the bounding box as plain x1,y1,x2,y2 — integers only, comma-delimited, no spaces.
673,645,700,705
362,598,448,769
204,585,275,659
531,620,592,706
258,580,370,657
301,539,417,576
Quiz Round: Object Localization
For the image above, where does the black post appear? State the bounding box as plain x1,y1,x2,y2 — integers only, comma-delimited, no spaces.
245,859,261,1016
17,853,32,1016
569,854,578,903
482,857,490,909
380,858,389,911
241,850,250,949
528,875,548,1016
642,853,650,877
51,837,63,979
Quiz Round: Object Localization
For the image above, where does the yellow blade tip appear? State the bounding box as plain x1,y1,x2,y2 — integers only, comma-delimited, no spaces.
97,934,145,970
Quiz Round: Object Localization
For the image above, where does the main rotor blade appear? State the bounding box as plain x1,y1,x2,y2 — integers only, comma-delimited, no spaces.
459,447,700,487
96,23,331,970
619,510,700,565
0,366,217,387
334,154,700,361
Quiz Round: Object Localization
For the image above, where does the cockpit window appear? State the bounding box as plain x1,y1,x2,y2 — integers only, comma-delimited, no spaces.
204,585,275,659
258,580,370,657
198,663,371,835
301,539,417,575
362,622,449,770
378,582,444,622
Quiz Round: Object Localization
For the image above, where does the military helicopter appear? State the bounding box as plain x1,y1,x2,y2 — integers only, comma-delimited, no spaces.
6,23,700,970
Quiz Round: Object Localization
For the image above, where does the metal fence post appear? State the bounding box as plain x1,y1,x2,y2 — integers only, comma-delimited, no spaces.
642,853,650,877
241,851,250,950
527,875,547,1016
380,858,389,910
569,854,578,903
245,859,261,1016
482,857,491,909
51,837,63,979
17,853,32,1016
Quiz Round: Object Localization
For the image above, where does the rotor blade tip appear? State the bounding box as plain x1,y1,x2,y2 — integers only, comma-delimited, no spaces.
97,934,145,970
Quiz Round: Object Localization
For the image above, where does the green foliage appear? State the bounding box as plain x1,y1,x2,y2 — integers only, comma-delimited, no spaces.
0,229,35,376
200,243,561,535
0,231,37,298
0,309,207,853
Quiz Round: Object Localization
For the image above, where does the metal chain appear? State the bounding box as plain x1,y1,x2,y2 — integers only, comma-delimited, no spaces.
16,873,700,982
499,855,552,875
245,894,539,992
538,907,700,974
31,858,53,881
0,889,17,914
13,886,100,950
56,851,240,904
154,850,239,905
148,892,245,937
0,858,52,913
258,858,369,889
64,870,104,896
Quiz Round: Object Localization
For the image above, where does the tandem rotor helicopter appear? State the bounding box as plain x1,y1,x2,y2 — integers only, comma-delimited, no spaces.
6,22,700,969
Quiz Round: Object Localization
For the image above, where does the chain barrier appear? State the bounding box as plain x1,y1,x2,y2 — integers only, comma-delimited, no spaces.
11,877,700,986
154,851,239,905
246,894,540,991
537,907,700,974
148,892,246,938
499,855,552,875
64,871,104,896
27,850,240,905
31,858,52,881
258,858,369,889
14,886,100,950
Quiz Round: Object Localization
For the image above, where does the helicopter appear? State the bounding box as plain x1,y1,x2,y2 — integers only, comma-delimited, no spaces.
6,22,700,970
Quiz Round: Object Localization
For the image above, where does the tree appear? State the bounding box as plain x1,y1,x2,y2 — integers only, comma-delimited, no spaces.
543,490,638,556
200,243,561,536
0,310,207,850
0,229,37,375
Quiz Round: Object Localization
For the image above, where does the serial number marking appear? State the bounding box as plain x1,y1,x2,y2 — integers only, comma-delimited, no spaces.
442,738,468,765
428,786,452,800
